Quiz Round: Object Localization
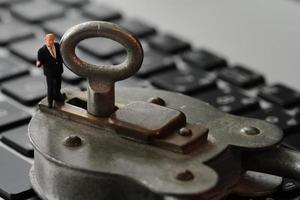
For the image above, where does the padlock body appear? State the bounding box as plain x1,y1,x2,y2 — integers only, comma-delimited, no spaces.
29,87,283,200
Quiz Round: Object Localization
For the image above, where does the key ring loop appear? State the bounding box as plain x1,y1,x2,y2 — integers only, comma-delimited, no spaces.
60,21,143,81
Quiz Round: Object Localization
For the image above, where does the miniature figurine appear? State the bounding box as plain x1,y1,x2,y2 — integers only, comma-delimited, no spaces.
36,33,65,108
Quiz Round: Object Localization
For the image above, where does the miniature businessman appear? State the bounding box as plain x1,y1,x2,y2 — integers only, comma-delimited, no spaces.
36,34,65,108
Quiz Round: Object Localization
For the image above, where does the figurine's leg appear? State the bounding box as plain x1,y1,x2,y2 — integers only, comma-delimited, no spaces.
53,75,65,101
46,76,53,108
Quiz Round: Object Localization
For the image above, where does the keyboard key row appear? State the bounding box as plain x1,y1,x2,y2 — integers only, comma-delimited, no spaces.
54,0,89,7
8,37,43,64
112,50,175,78
244,107,300,133
1,125,33,157
10,0,65,24
1,76,46,106
148,34,191,54
283,133,300,150
43,15,90,38
81,3,122,21
194,88,259,114
0,145,34,200
151,68,216,94
181,49,227,71
218,65,265,88
0,101,31,132
0,22,34,46
0,57,29,82
259,83,300,108
119,19,156,38
79,37,125,59
62,67,83,84
0,0,30,7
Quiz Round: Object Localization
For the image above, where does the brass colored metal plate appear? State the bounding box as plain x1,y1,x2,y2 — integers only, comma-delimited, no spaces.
39,92,208,153
110,101,186,140
152,123,209,153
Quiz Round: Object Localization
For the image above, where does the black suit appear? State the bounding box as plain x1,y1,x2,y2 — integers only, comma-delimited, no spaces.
37,42,64,107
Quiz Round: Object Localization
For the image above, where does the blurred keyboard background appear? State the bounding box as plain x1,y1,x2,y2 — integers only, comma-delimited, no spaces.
0,0,300,199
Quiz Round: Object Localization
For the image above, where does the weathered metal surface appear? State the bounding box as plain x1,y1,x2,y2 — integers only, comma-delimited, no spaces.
60,21,143,117
38,91,209,154
29,87,285,200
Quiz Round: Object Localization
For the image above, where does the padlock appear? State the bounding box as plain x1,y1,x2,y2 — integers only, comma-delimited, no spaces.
28,21,300,200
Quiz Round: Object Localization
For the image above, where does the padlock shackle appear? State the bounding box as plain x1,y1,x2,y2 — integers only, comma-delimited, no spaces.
243,147,300,181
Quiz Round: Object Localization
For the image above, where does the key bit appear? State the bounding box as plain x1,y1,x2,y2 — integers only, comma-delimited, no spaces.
60,21,143,116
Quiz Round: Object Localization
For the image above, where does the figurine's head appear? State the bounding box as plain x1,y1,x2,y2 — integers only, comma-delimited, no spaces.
44,34,55,47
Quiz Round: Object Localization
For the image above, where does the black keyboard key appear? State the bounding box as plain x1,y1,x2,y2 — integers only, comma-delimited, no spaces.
283,133,300,150
1,75,47,106
0,0,30,6
218,65,265,88
119,19,156,38
244,107,300,133
281,179,300,193
54,0,89,7
296,110,300,119
10,0,65,23
181,49,227,71
79,37,125,59
194,89,259,114
8,37,42,64
0,101,31,131
116,77,152,88
0,145,35,200
0,22,34,46
62,67,83,84
148,34,191,54
112,50,175,78
82,3,122,21
151,68,216,94
258,83,300,108
1,125,33,157
80,77,151,90
43,15,89,38
296,108,300,116
76,48,110,65
0,57,29,82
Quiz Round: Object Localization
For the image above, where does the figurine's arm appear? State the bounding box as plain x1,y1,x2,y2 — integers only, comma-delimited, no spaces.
36,60,42,68
37,49,43,68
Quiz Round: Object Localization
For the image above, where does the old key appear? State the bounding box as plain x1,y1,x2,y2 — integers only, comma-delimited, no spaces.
60,21,143,116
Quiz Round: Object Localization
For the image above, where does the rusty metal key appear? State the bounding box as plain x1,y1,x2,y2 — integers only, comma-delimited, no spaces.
60,21,143,116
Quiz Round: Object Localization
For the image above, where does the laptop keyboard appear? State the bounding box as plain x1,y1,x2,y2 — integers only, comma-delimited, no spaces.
0,0,300,199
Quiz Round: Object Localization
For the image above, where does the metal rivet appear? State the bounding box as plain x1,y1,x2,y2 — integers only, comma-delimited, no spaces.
176,170,194,181
64,135,82,147
147,97,166,106
179,127,192,136
241,126,261,136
